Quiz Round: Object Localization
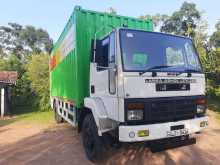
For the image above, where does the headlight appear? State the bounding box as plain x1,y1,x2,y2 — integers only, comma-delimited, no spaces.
127,109,144,121
196,98,207,116
127,103,144,121
197,105,206,114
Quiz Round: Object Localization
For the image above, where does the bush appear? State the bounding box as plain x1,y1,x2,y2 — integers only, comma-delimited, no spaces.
26,54,50,111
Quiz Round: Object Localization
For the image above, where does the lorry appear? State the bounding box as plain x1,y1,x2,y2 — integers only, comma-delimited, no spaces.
50,6,208,161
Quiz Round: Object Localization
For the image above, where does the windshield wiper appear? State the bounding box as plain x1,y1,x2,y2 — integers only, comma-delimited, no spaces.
168,69,201,77
184,69,201,77
139,65,172,76
184,69,200,73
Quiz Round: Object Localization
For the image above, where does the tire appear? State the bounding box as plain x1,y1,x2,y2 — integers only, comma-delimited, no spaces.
53,102,63,124
82,114,104,162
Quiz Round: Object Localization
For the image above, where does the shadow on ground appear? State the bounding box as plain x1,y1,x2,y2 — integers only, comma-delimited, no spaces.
0,116,25,127
0,122,219,165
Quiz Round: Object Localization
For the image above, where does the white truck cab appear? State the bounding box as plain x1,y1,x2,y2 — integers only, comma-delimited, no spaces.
84,28,208,144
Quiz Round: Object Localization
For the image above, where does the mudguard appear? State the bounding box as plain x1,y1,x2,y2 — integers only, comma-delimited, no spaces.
84,97,117,135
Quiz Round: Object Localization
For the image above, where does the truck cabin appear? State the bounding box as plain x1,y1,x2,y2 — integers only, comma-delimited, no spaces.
89,28,206,127
92,28,203,76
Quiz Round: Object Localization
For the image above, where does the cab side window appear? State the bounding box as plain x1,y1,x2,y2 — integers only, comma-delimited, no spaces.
95,32,115,71
96,37,109,71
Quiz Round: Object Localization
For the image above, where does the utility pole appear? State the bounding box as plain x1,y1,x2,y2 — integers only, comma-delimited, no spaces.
1,87,5,118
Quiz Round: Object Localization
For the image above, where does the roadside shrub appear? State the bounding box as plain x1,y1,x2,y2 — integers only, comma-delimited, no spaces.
26,54,50,111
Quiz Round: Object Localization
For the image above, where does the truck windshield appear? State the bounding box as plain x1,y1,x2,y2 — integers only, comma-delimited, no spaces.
119,29,202,73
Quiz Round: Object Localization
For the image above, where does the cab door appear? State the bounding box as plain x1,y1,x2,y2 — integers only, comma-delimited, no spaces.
90,32,118,120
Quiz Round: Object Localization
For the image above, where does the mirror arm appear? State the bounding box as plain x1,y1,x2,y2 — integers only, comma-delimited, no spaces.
93,25,115,62
96,66,113,70
93,38,97,63
96,65,117,71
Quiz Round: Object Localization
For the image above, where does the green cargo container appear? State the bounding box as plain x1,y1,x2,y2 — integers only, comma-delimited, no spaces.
50,6,153,108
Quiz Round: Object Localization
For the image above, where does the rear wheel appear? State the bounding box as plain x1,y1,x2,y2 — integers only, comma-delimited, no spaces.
53,102,63,123
82,114,104,162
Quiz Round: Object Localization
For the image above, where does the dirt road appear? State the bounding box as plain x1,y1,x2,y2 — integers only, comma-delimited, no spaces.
0,111,220,165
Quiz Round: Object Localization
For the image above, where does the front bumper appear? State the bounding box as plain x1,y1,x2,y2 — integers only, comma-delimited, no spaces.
119,116,208,142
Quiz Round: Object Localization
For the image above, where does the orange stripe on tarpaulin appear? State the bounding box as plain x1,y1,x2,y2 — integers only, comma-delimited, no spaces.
50,56,56,70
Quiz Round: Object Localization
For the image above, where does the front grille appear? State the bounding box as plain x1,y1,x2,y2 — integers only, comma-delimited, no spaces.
149,99,196,123
125,96,203,125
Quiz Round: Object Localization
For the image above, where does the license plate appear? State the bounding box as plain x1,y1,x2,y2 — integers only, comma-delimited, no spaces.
167,129,189,137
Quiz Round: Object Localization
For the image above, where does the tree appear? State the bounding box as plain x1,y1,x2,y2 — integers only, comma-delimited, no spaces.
215,20,220,30
0,45,6,57
19,26,53,54
193,20,209,70
26,54,50,110
0,23,23,57
210,20,220,48
0,54,23,73
161,2,201,38
0,23,53,58
106,7,117,15
139,14,169,28
0,23,53,111
194,20,208,46
209,20,220,71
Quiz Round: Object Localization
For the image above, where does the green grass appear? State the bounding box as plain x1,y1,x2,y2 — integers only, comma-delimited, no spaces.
208,98,220,122
217,114,220,122
0,117,19,127
16,110,55,125
0,107,55,127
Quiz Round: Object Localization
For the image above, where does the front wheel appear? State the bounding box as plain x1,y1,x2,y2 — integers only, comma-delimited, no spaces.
82,114,104,162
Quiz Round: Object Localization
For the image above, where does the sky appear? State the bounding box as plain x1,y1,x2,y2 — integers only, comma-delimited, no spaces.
0,0,219,41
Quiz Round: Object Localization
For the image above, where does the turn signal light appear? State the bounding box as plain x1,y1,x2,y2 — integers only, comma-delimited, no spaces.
127,103,144,110
196,98,206,105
